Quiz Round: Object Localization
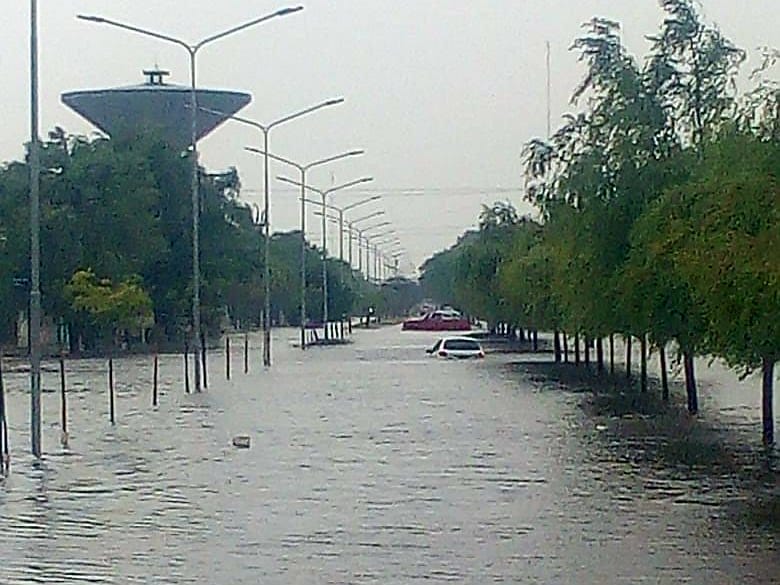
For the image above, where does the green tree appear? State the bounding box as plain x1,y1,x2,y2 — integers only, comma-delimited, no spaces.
65,269,153,348
674,133,778,443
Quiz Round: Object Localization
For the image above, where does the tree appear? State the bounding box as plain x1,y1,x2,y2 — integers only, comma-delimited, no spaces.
647,0,745,149
453,202,521,329
674,132,778,443
65,269,153,348
418,230,478,306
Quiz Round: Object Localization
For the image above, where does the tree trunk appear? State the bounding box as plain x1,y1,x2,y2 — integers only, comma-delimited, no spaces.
683,351,698,415
563,333,569,363
596,338,604,373
200,330,208,390
625,336,632,379
0,356,7,474
584,336,590,367
659,345,669,402
609,334,614,375
574,333,580,365
762,357,774,445
553,331,562,363
532,329,538,352
640,335,647,393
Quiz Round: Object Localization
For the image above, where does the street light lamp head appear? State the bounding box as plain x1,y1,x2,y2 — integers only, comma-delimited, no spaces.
276,175,298,186
325,97,346,107
352,210,385,225
363,221,391,232
76,14,106,23
277,6,304,16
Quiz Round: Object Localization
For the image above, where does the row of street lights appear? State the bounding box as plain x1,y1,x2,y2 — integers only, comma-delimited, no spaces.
313,210,402,282
74,6,307,388
76,7,402,356
274,175,374,344
26,4,400,456
243,147,365,349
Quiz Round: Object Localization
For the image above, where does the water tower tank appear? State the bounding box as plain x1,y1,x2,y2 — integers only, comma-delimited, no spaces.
61,69,251,149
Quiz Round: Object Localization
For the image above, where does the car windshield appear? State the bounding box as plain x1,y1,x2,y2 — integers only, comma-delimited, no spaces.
442,339,479,351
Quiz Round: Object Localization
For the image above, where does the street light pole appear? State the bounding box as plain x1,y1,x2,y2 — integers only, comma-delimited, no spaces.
245,147,363,350
364,229,395,283
29,0,42,458
277,176,374,340
339,196,381,278
200,100,343,364
348,225,353,269
78,6,303,390
360,221,391,279
350,211,384,274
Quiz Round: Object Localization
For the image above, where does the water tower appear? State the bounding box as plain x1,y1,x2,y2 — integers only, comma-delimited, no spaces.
61,68,251,149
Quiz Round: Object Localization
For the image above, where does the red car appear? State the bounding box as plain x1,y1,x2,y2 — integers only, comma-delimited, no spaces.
402,308,472,331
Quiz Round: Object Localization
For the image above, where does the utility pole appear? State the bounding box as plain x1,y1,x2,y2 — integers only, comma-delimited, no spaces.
29,0,42,458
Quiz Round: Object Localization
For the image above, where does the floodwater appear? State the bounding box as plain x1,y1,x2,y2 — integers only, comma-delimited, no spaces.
0,327,777,584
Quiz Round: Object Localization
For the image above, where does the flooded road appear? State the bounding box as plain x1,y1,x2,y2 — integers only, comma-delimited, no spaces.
1,326,777,584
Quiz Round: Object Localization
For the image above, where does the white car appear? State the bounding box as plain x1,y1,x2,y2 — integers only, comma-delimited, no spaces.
426,336,485,359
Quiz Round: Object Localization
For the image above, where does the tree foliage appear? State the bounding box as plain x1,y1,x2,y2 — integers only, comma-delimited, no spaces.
0,130,410,349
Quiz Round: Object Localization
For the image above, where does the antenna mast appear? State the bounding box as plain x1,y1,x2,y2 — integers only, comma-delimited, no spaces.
546,40,551,140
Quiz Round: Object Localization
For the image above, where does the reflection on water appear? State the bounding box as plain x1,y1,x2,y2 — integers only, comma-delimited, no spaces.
0,329,777,584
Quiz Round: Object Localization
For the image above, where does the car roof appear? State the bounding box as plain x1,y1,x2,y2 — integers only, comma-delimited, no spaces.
438,336,481,342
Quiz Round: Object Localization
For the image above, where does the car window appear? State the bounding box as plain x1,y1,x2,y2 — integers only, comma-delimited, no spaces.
443,339,479,351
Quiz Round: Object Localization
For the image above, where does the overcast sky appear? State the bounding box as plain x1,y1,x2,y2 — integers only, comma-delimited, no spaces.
2,1,777,273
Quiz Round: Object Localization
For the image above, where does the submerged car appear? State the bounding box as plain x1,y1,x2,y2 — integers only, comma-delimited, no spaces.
402,308,471,331
426,336,485,359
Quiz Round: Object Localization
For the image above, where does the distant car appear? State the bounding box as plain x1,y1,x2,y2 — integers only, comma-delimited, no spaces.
426,336,485,359
402,308,471,331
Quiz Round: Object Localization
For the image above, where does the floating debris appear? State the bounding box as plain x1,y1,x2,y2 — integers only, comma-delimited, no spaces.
232,435,251,449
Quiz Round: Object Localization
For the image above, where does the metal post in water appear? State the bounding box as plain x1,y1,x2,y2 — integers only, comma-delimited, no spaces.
200,330,208,390
108,358,115,425
184,342,190,394
59,355,68,446
226,337,231,380
244,333,249,374
152,354,159,407
0,355,8,475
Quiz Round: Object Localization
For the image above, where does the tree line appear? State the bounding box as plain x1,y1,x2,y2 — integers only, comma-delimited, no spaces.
420,0,778,444
0,128,413,352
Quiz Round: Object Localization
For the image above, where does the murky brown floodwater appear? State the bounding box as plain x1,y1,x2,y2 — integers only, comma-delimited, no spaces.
0,327,777,584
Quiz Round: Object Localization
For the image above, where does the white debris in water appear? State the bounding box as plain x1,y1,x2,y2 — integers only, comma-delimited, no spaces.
232,435,250,448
